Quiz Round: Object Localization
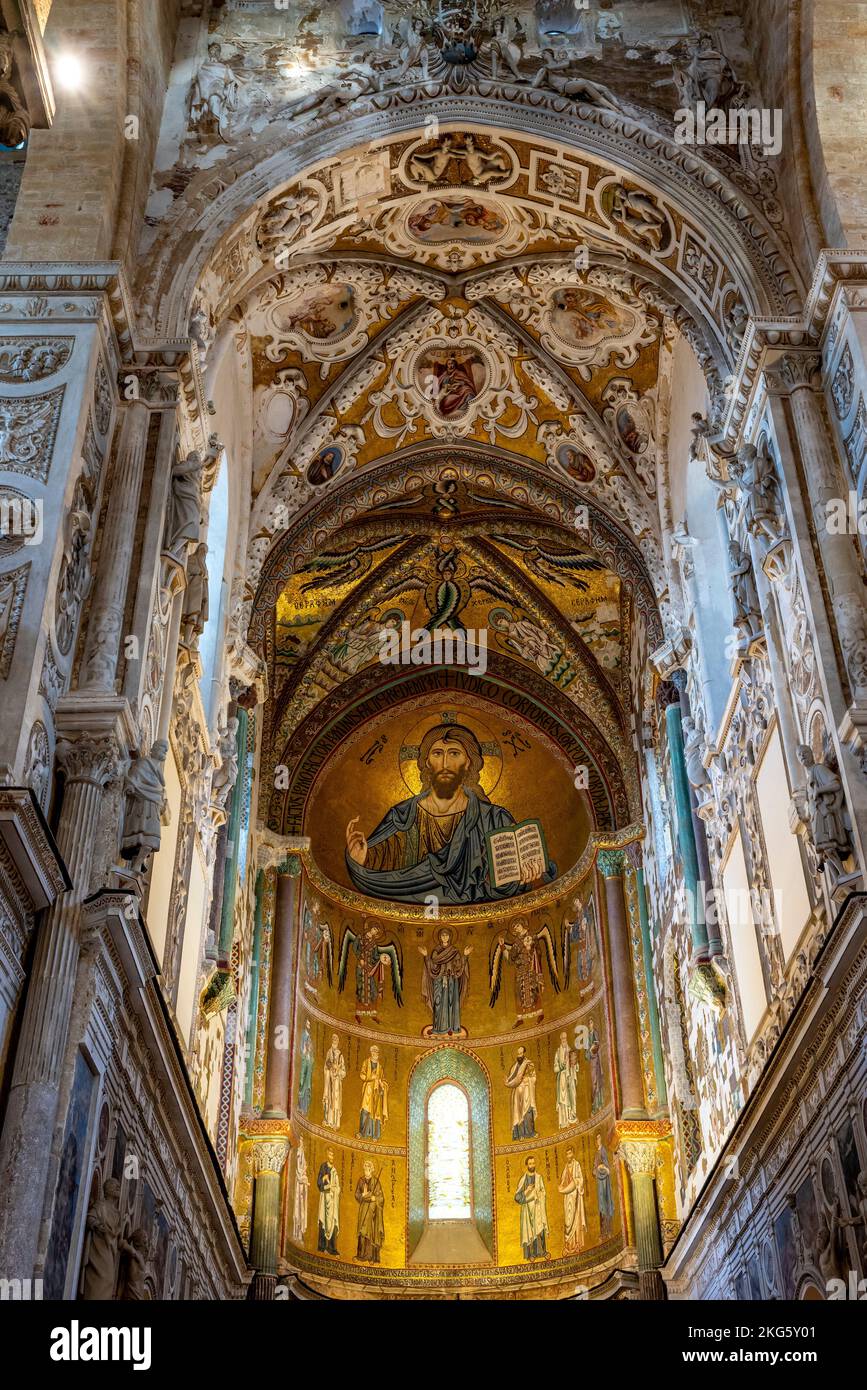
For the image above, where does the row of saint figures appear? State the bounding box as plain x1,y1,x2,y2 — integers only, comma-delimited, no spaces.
288,1134,618,1268
300,893,600,1032
296,1027,606,1143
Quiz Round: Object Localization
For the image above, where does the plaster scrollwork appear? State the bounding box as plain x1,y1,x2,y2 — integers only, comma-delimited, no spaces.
0,560,29,679
363,304,537,443
398,131,517,192
0,385,65,482
361,194,539,271
831,345,855,422
468,262,659,378
600,376,658,499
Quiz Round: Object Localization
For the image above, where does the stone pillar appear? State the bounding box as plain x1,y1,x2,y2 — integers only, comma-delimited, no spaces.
625,843,667,1113
79,402,150,690
597,849,645,1119
664,691,709,963
0,716,126,1280
619,1140,666,1301
264,858,301,1118
248,1139,290,1301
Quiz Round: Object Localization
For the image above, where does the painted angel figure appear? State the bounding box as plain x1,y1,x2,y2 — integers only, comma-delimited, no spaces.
562,894,599,990
489,918,560,1027
337,919,403,1021
302,904,333,995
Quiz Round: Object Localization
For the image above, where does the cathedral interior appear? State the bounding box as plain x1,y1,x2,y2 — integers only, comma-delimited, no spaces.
0,0,865,1308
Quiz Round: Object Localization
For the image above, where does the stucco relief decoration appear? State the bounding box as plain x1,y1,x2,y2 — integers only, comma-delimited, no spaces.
469,263,658,378
365,193,535,270
24,720,51,810
831,345,854,422
0,337,73,383
597,179,673,258
0,385,64,482
366,306,537,442
398,132,517,193
254,181,328,261
601,377,658,497
0,560,28,679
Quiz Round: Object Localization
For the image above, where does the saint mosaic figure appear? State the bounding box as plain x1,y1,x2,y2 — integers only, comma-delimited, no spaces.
354,1159,385,1264
489,918,560,1027
292,1138,309,1244
322,1035,346,1130
317,1148,340,1256
357,1045,389,1140
302,904,333,995
562,895,598,989
559,1147,587,1255
419,926,472,1037
505,1045,538,1140
554,1030,578,1128
297,1020,314,1116
594,1133,615,1237
345,722,552,904
585,1017,604,1114
337,919,403,1021
514,1156,550,1261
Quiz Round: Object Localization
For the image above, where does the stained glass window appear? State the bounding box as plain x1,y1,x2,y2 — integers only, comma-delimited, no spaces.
426,1083,471,1221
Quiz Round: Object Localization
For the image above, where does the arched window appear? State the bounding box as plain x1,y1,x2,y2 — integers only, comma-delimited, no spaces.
426,1082,471,1221
198,449,229,721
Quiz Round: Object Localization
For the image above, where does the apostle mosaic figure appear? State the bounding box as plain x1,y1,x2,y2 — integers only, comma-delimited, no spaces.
297,1020,314,1116
562,895,598,989
337,920,403,1021
354,1160,385,1264
419,926,472,1037
357,1045,389,1140
322,1035,346,1130
302,905,333,995
505,1045,538,1140
594,1133,615,1237
317,1148,340,1256
514,1156,550,1261
345,722,552,905
292,1138,309,1244
489,918,560,1027
559,1148,588,1255
585,1018,604,1114
554,1030,578,1128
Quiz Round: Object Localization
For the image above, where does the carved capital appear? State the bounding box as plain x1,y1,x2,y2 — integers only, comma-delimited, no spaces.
765,352,823,395
597,848,626,879
56,734,123,788
252,1139,290,1177
618,1141,659,1177
257,829,309,872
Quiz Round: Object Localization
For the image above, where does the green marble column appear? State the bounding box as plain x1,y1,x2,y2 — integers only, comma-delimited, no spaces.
626,843,668,1112
249,1139,290,1302
664,694,710,963
620,1140,666,1301
218,707,249,964
597,849,646,1118
244,869,265,1108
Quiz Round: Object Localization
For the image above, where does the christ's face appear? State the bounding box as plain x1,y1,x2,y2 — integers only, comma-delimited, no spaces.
425,739,471,798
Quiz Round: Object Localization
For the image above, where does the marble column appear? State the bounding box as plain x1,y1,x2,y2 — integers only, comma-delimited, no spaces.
625,843,667,1113
619,1140,666,1301
597,849,645,1119
770,352,867,705
79,402,151,691
249,1139,290,1301
264,857,301,1118
663,688,710,963
0,725,124,1280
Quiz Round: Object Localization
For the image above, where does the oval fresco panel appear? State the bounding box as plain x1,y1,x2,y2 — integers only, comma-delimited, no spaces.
406,196,508,245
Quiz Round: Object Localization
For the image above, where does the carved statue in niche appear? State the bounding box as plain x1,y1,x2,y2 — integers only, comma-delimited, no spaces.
796,744,853,875
730,440,782,545
116,1227,150,1301
0,33,29,149
727,538,763,653
180,541,209,649
189,42,238,140
815,1201,848,1283
682,715,712,804
167,452,205,556
120,740,168,876
530,52,621,112
80,1178,122,1300
211,717,239,813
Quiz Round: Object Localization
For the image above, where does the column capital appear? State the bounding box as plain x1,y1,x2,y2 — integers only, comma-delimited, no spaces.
617,1139,660,1178
257,829,309,873
251,1139,290,1176
597,848,626,879
764,351,823,394
56,733,125,788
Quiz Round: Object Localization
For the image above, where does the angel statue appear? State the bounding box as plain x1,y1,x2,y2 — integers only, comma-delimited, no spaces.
337,918,404,1022
489,917,560,1028
302,903,334,996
